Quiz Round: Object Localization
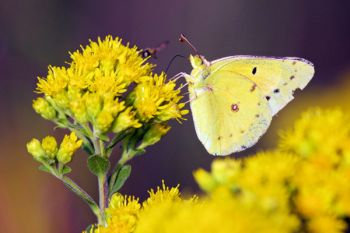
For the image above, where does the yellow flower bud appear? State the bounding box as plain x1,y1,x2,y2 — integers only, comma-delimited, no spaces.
112,107,142,133
133,84,159,122
85,93,102,120
157,102,189,122
139,123,170,149
32,97,56,120
95,111,114,133
27,138,46,160
70,98,88,123
57,132,82,164
41,136,58,159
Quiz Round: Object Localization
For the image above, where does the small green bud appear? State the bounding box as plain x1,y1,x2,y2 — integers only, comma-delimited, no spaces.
41,136,58,159
33,97,56,120
57,132,82,164
138,123,170,149
27,138,46,160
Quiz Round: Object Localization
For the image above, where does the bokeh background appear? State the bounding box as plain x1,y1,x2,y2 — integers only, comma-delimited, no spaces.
1,0,350,232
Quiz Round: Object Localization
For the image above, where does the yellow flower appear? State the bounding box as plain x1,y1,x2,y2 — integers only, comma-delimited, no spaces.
86,194,141,233
33,35,187,155
36,66,69,96
279,108,350,157
32,97,56,120
34,36,154,132
133,73,188,122
142,181,184,209
307,215,346,233
41,136,58,159
112,107,141,133
27,138,46,160
57,132,82,164
138,123,171,149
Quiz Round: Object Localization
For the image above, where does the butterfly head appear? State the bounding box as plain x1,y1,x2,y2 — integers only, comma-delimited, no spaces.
189,54,210,82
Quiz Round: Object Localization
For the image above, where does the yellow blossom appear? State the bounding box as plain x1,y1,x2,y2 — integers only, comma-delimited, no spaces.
132,73,188,122
57,132,82,164
112,107,141,133
138,123,171,149
32,97,56,120
33,36,187,152
41,136,58,159
86,194,141,233
27,138,46,160
307,215,346,233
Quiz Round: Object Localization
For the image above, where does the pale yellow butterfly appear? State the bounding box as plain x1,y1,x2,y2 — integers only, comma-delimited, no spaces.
176,34,315,156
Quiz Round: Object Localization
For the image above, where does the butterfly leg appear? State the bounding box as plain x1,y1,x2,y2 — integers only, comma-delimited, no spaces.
170,72,189,81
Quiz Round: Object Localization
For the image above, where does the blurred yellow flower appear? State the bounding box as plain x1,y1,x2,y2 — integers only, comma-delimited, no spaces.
87,108,350,233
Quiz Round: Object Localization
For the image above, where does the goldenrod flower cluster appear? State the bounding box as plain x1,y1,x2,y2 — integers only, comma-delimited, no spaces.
27,132,82,172
33,35,187,140
86,108,350,233
27,36,188,224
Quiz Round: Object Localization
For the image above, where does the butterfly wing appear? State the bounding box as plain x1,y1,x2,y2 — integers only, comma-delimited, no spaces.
210,56,315,115
189,70,272,156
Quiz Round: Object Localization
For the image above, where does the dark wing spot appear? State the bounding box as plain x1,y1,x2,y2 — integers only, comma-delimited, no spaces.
255,114,260,118
250,84,257,92
218,136,222,140
266,96,271,101
240,130,245,134
231,104,239,112
274,89,280,93
229,134,233,137
252,67,257,75
292,61,297,65
290,75,295,80
283,82,288,86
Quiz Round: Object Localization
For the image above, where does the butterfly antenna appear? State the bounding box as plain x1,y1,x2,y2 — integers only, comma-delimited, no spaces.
179,34,199,55
165,54,185,73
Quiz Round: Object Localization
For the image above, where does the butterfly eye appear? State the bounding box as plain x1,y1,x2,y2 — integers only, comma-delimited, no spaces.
252,67,257,75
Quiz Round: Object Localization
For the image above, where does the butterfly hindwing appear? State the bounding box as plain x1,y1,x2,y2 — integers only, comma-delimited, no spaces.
189,70,272,155
210,56,315,115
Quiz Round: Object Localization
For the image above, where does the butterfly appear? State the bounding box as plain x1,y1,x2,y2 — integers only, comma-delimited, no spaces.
176,34,315,156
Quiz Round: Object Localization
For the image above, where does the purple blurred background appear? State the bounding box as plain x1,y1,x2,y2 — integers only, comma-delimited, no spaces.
1,0,350,232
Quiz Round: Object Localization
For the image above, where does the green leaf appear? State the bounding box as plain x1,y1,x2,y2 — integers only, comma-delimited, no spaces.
61,165,72,175
82,141,94,155
109,165,131,196
87,155,110,176
38,165,51,174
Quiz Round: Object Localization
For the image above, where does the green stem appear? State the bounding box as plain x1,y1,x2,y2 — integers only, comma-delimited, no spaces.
92,136,109,226
60,176,102,223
